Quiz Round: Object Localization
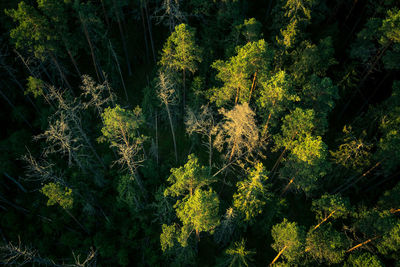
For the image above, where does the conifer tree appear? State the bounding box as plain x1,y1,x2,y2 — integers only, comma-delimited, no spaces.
216,239,255,267
311,194,351,231
160,23,202,108
270,219,305,265
210,40,272,106
99,105,147,196
233,163,270,223
305,224,349,264
257,70,298,136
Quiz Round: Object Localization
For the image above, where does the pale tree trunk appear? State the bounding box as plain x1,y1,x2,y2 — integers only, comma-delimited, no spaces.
208,135,212,175
109,40,128,101
79,13,101,82
346,236,380,253
140,3,150,62
65,209,89,234
235,87,240,105
271,131,298,178
312,210,336,231
49,52,73,95
270,246,287,266
65,47,82,77
281,176,295,196
71,115,105,169
144,0,156,63
338,160,382,193
165,103,178,163
113,0,132,76
100,0,111,29
248,71,257,102
262,100,276,137
155,111,159,166
228,141,237,162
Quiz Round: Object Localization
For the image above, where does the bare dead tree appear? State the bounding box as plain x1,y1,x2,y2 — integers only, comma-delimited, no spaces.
214,103,259,163
185,105,217,173
157,72,178,163
80,74,116,116
153,0,187,32
0,239,96,267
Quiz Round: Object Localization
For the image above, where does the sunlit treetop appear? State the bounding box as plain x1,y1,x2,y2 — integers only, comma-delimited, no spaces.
160,23,202,74
311,194,352,222
40,182,73,210
98,105,145,147
164,154,213,197
380,8,400,44
210,39,273,106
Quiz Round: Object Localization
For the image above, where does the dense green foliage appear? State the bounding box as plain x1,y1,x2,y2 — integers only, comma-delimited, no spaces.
0,0,400,266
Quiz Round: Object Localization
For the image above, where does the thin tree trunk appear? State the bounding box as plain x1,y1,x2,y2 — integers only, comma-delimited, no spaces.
3,66,40,113
195,228,200,241
165,104,178,163
262,113,273,137
140,3,150,63
390,208,400,214
249,71,257,102
72,115,105,169
100,0,110,29
358,41,392,89
235,87,240,105
281,176,295,196
109,40,129,101
270,246,287,266
271,131,298,177
113,0,132,76
155,111,159,166
208,135,212,175
228,141,237,162
48,52,73,94
344,0,358,24
346,236,380,253
144,0,156,63
338,160,382,193
79,13,101,82
183,69,186,115
312,210,336,231
66,47,82,77
65,209,89,234
0,88,32,129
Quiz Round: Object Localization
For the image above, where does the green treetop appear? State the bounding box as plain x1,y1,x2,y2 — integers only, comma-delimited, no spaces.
40,182,73,210
164,154,212,197
217,239,255,267
311,194,351,230
99,105,147,194
6,1,55,60
233,163,270,223
99,105,145,147
273,108,315,152
302,75,339,133
257,70,299,136
210,39,273,106
330,126,372,174
305,224,349,265
270,218,306,265
345,252,383,267
175,188,220,241
160,23,202,74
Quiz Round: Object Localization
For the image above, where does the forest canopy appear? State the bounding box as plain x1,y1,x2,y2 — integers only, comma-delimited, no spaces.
0,0,400,266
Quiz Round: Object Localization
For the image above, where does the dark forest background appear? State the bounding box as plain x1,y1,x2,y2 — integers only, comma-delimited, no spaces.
0,0,400,266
